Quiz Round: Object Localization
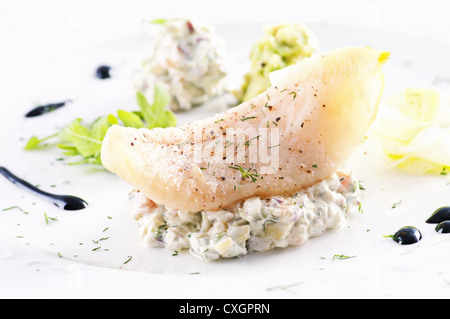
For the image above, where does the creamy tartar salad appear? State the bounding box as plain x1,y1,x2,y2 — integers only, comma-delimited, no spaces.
129,169,362,261
136,18,227,111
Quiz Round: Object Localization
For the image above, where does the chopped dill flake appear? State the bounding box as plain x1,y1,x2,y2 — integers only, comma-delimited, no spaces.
289,91,297,100
2,205,23,212
229,164,259,182
391,200,402,209
263,219,276,232
172,250,179,256
266,281,303,293
124,256,133,264
441,167,448,176
240,116,257,121
224,140,234,148
43,212,58,225
244,135,260,146
332,254,356,260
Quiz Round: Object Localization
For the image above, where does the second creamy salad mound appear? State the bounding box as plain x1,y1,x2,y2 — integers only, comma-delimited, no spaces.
129,169,362,261
136,18,227,111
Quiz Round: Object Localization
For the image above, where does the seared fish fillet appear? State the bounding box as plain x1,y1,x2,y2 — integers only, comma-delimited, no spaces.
101,47,388,211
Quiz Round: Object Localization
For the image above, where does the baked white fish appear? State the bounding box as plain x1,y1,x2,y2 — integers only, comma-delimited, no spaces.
101,47,388,211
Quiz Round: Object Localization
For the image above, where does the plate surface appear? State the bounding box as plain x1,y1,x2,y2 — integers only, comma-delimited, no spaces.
1,21,450,298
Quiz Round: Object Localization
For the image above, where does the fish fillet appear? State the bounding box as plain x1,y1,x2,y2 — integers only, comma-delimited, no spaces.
101,47,388,211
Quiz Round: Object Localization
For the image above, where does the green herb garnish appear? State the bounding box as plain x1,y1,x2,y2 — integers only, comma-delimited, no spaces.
229,164,259,182
240,116,257,121
266,281,303,293
289,91,297,100
43,212,58,225
358,181,365,190
332,254,356,260
24,133,58,150
391,200,402,209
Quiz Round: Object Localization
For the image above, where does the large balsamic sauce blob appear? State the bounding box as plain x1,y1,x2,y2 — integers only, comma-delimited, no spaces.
0,166,87,211
426,206,450,224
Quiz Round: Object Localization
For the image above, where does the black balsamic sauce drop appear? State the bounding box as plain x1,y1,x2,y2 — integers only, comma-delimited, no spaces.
95,65,112,79
392,226,422,245
0,166,87,211
426,206,450,224
436,221,450,233
25,100,71,118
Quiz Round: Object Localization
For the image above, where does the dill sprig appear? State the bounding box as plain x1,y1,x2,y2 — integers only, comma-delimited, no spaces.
229,164,259,182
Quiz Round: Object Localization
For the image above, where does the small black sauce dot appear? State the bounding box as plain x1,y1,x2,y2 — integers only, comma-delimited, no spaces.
436,221,450,233
95,65,112,79
392,226,422,245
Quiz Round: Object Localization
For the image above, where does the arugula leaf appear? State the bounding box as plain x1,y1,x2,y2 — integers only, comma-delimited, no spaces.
59,118,102,158
136,85,174,128
24,133,58,150
24,86,177,166
107,113,119,125
116,110,145,129
150,19,168,25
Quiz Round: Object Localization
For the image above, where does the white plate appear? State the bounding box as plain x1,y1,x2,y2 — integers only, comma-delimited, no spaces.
1,21,450,298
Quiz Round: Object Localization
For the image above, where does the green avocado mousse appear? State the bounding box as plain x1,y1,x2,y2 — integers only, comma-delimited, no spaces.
235,23,318,102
